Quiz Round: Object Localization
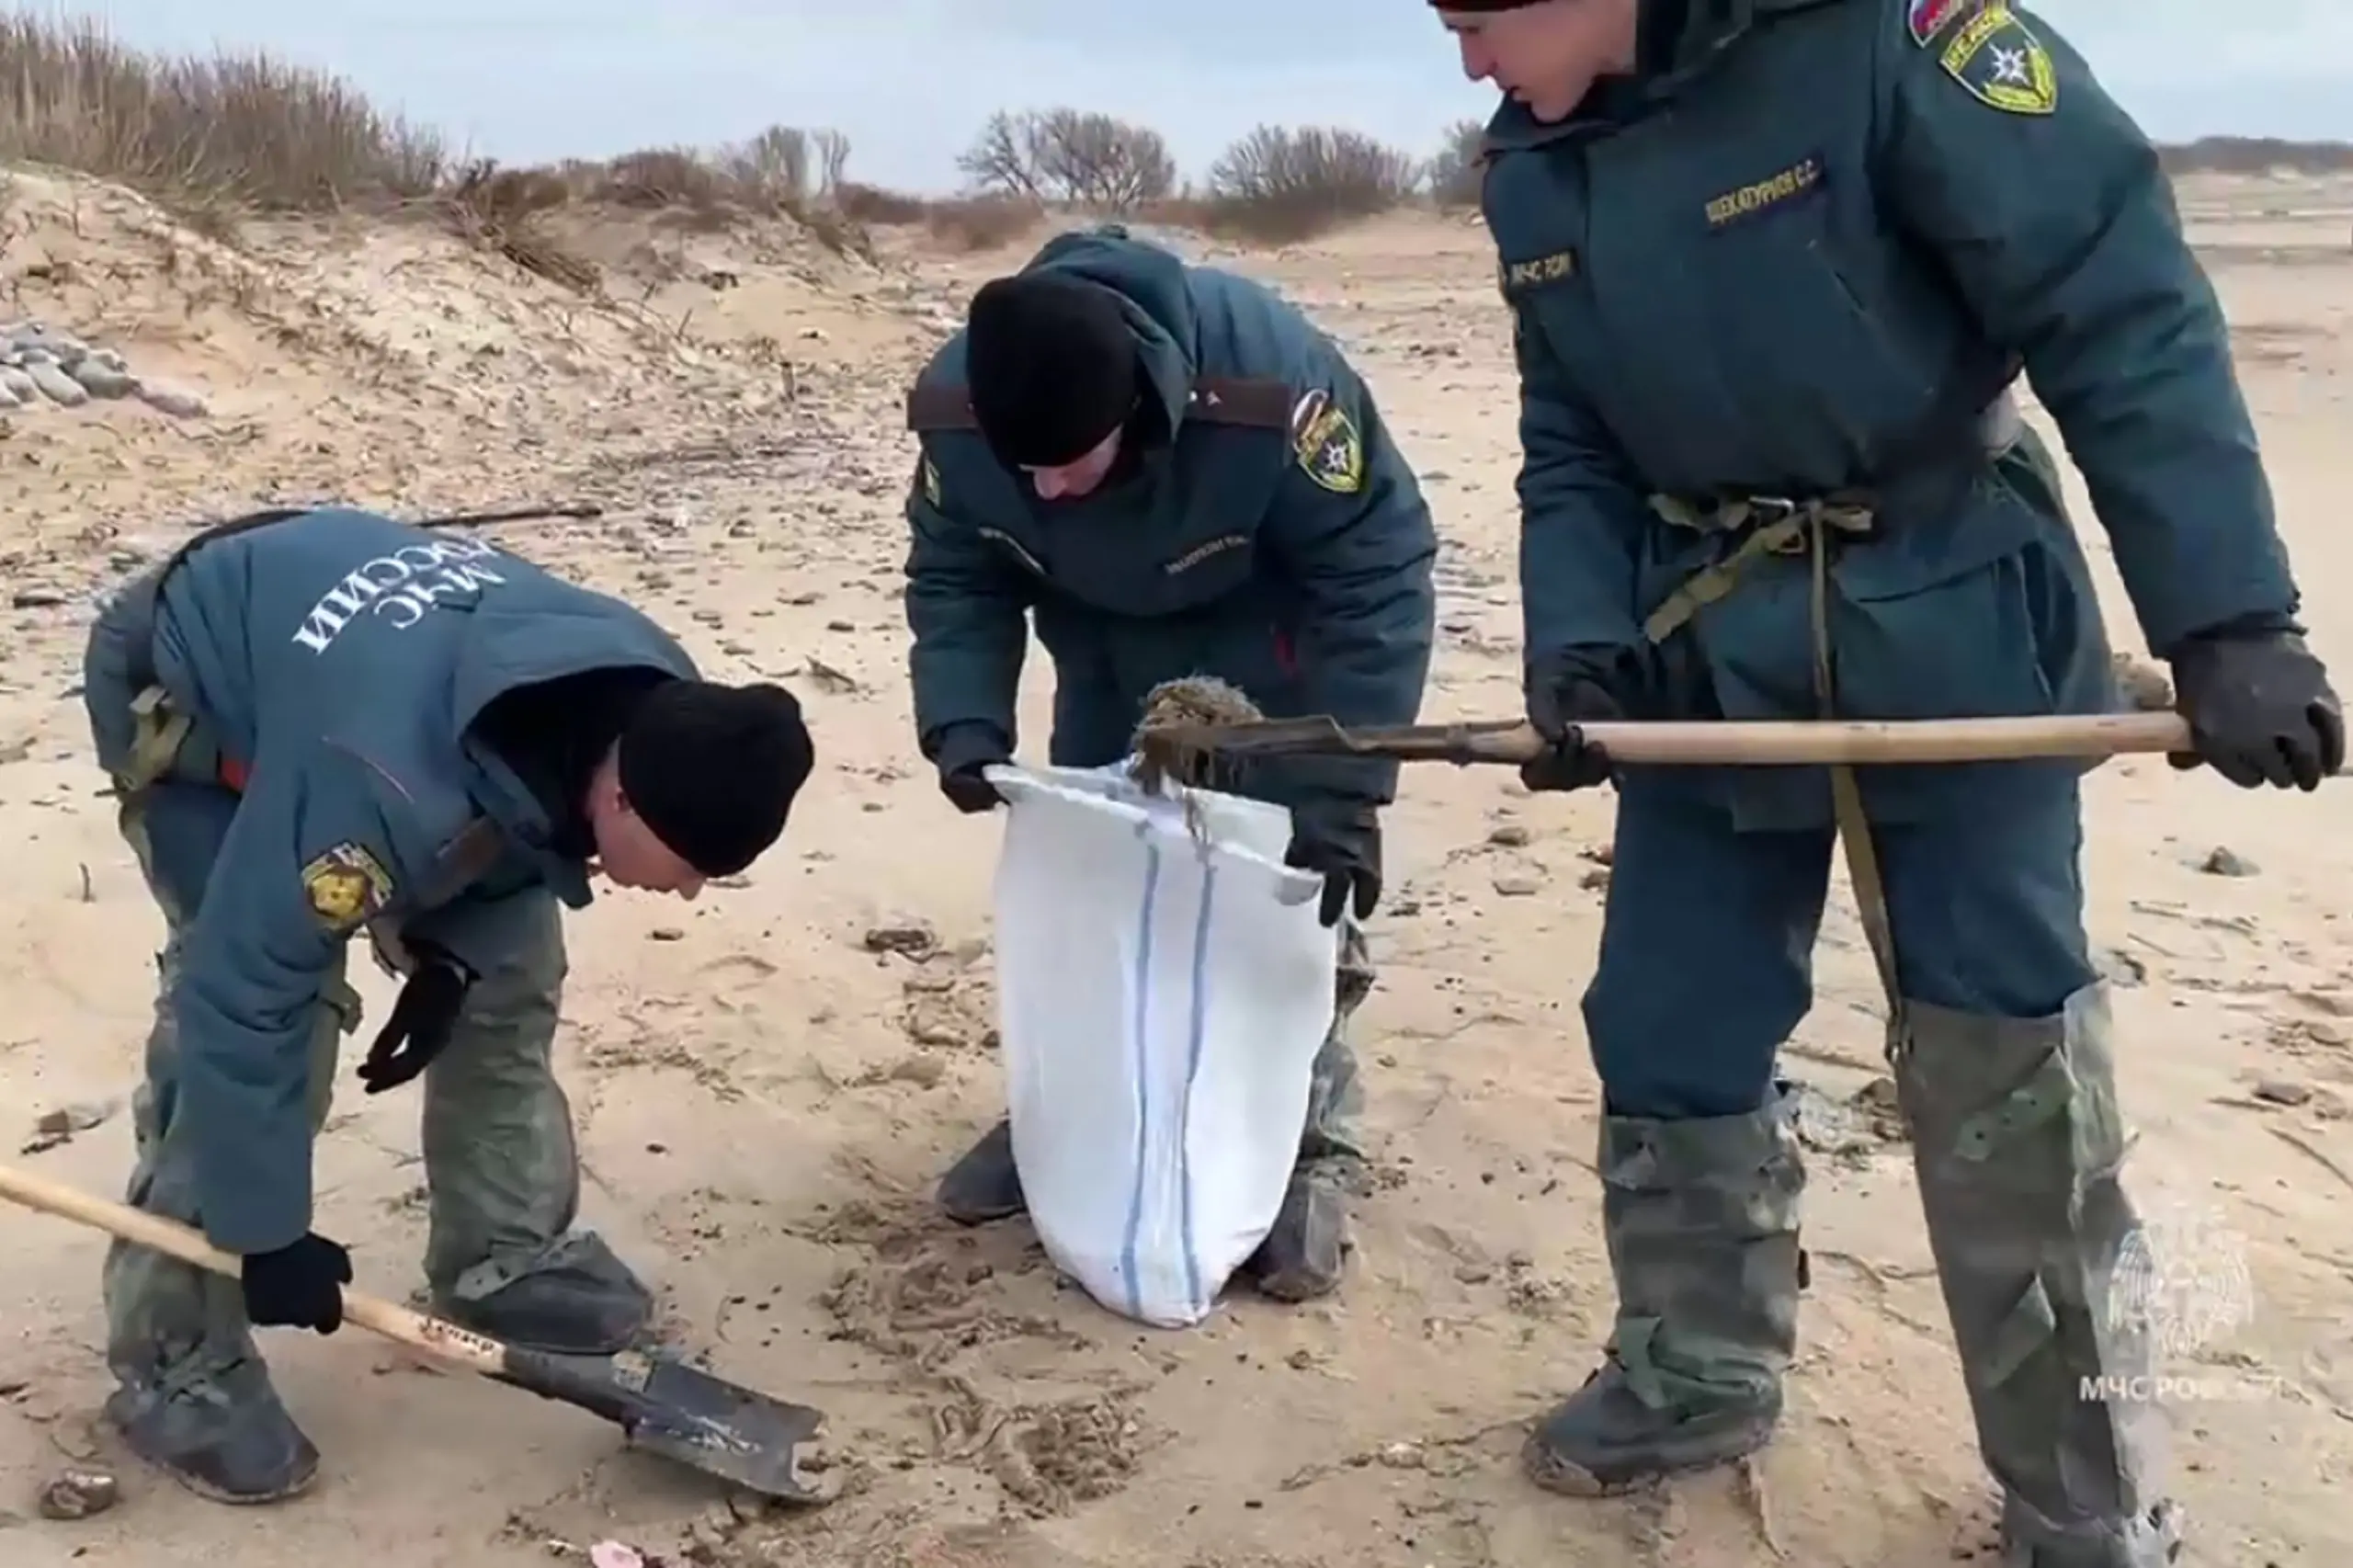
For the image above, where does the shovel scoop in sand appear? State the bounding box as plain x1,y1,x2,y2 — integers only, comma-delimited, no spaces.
0,1161,838,1505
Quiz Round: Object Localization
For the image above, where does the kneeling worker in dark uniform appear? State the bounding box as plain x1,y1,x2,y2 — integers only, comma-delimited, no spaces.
80,505,814,1503
901,224,1439,1302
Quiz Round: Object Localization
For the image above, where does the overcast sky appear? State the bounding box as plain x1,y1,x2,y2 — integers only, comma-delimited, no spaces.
48,0,2353,191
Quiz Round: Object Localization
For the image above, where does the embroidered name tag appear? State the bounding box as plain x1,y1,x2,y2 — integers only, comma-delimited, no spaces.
1705,155,1825,228
1497,249,1577,299
1165,534,1249,574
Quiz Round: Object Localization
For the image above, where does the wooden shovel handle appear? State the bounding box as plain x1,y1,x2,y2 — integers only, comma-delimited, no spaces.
1559,710,2193,766
0,1161,512,1377
1347,710,2195,767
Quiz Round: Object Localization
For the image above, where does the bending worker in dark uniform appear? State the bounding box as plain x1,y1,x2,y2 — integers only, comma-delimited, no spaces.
901,224,1438,1302
81,506,814,1504
1435,1,2344,1563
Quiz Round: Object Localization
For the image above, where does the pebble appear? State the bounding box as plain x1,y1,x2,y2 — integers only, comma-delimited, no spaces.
136,381,209,417
25,359,86,405
36,1469,118,1520
862,921,938,957
2254,1079,2313,1107
70,358,137,398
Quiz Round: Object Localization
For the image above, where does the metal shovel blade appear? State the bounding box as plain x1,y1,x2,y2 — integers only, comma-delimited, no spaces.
494,1344,837,1504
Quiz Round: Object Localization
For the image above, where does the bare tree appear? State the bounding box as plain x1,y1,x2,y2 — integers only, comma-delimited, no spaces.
958,108,1176,210
812,129,850,196
958,111,1042,199
710,124,853,206
720,124,810,203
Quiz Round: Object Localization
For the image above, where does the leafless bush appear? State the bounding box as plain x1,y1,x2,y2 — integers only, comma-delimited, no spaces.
1197,124,1422,243
836,181,930,225
590,146,740,219
1426,118,1486,208
958,108,1177,210
922,193,1046,252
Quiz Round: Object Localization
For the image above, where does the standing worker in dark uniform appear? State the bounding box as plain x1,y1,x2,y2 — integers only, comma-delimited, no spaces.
1434,1,2343,1563
900,223,1439,1303
80,505,814,1505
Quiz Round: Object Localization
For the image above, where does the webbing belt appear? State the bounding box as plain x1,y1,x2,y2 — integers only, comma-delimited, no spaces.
121,686,193,796
1643,494,1904,1026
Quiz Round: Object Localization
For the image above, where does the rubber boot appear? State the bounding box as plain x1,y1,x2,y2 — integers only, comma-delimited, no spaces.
1238,1157,1355,1302
436,1231,653,1355
937,1118,1026,1225
1523,1084,1806,1496
1236,971,1369,1303
1997,1492,2181,1567
1893,987,2181,1567
107,1354,320,1505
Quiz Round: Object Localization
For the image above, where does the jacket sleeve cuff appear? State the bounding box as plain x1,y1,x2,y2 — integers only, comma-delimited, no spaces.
927,721,1012,776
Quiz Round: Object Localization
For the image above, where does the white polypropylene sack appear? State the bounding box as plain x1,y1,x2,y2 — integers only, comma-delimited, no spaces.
983,760,1340,1328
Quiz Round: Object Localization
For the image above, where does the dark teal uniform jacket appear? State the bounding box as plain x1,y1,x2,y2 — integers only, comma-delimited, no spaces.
1482,0,2302,829
82,507,698,1253
902,225,1439,812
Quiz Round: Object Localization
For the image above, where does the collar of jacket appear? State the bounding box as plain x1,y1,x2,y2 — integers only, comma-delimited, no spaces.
1481,0,1846,153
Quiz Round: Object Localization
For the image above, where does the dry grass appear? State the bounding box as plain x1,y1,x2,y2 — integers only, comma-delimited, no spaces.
0,14,446,214
0,15,875,291
1,10,2347,288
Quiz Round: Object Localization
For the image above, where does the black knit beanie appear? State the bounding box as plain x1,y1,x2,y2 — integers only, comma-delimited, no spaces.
965,272,1139,467
616,680,812,877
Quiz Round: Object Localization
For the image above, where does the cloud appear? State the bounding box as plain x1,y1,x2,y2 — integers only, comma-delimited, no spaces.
52,0,2353,190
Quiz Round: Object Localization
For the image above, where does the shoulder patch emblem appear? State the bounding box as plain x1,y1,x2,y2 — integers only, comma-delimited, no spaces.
1906,0,1972,46
1937,5,2057,115
301,841,393,931
1289,389,1364,494
918,454,942,508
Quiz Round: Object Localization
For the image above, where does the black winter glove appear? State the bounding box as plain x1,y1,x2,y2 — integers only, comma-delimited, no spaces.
933,723,1012,814
1285,802,1381,927
1521,647,1637,794
2168,629,2345,790
241,1232,352,1334
358,945,472,1094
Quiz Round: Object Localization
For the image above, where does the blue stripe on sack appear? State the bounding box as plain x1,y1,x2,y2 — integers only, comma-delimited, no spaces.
1118,835,1164,1323
1176,858,1217,1312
